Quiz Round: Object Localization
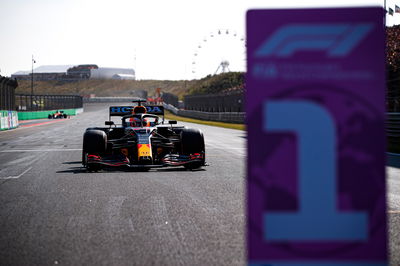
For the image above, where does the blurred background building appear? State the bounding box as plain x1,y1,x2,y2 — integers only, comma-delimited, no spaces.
11,64,135,81
90,67,135,80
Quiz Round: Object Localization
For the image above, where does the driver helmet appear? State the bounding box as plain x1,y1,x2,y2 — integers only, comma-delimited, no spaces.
130,106,147,127
133,106,147,114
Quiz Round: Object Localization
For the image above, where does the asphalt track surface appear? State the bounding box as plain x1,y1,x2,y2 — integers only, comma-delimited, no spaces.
0,102,398,265
0,103,245,266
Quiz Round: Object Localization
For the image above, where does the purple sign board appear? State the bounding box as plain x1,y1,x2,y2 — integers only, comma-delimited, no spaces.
246,8,387,265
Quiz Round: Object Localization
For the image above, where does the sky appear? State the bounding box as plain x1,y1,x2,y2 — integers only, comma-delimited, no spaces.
1,0,399,80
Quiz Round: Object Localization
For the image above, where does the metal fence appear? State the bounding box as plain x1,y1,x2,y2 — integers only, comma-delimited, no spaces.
387,76,400,112
184,89,244,112
15,94,83,111
0,76,18,110
162,92,178,107
387,112,400,153
164,103,245,124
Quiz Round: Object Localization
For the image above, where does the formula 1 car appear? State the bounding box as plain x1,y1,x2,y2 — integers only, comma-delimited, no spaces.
48,110,68,119
82,101,206,171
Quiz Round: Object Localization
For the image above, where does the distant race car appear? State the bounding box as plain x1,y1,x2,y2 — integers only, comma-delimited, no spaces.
48,110,68,119
82,100,206,171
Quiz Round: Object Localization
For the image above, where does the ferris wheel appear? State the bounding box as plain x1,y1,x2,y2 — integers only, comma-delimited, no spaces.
191,29,246,79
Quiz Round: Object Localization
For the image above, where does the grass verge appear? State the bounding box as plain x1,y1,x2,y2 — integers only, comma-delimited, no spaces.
164,111,245,131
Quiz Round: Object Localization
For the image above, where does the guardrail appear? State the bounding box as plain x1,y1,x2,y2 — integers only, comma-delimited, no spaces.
16,94,83,111
166,104,400,151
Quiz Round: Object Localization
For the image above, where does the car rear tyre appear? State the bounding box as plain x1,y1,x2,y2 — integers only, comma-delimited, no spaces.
181,128,205,169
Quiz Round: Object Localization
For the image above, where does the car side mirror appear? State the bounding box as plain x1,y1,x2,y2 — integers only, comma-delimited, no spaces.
105,121,114,126
168,120,177,125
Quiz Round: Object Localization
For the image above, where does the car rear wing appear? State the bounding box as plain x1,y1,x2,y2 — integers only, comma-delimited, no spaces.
109,106,164,116
109,106,165,124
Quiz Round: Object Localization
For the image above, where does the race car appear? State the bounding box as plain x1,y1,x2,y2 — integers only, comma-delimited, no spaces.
82,100,206,171
48,110,68,119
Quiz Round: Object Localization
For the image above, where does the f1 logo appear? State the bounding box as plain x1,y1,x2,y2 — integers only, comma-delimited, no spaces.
255,23,373,58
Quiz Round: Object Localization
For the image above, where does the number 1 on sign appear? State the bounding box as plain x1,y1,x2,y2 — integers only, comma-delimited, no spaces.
263,100,367,241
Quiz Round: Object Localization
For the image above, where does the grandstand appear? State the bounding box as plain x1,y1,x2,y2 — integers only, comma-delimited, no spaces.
387,25,400,112
67,64,98,79
387,25,400,71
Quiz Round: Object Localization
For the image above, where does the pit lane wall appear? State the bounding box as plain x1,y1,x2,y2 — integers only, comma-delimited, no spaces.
0,111,19,131
17,108,83,120
163,103,245,124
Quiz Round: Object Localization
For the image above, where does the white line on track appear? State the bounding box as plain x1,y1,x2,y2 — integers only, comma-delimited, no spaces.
0,167,32,180
0,149,82,153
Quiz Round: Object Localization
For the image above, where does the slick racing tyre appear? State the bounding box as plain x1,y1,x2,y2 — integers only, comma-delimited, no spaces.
180,128,205,169
82,130,107,170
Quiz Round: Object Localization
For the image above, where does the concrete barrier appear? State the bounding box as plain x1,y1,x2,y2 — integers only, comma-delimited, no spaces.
0,108,84,131
164,103,245,124
0,110,19,131
18,108,83,120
